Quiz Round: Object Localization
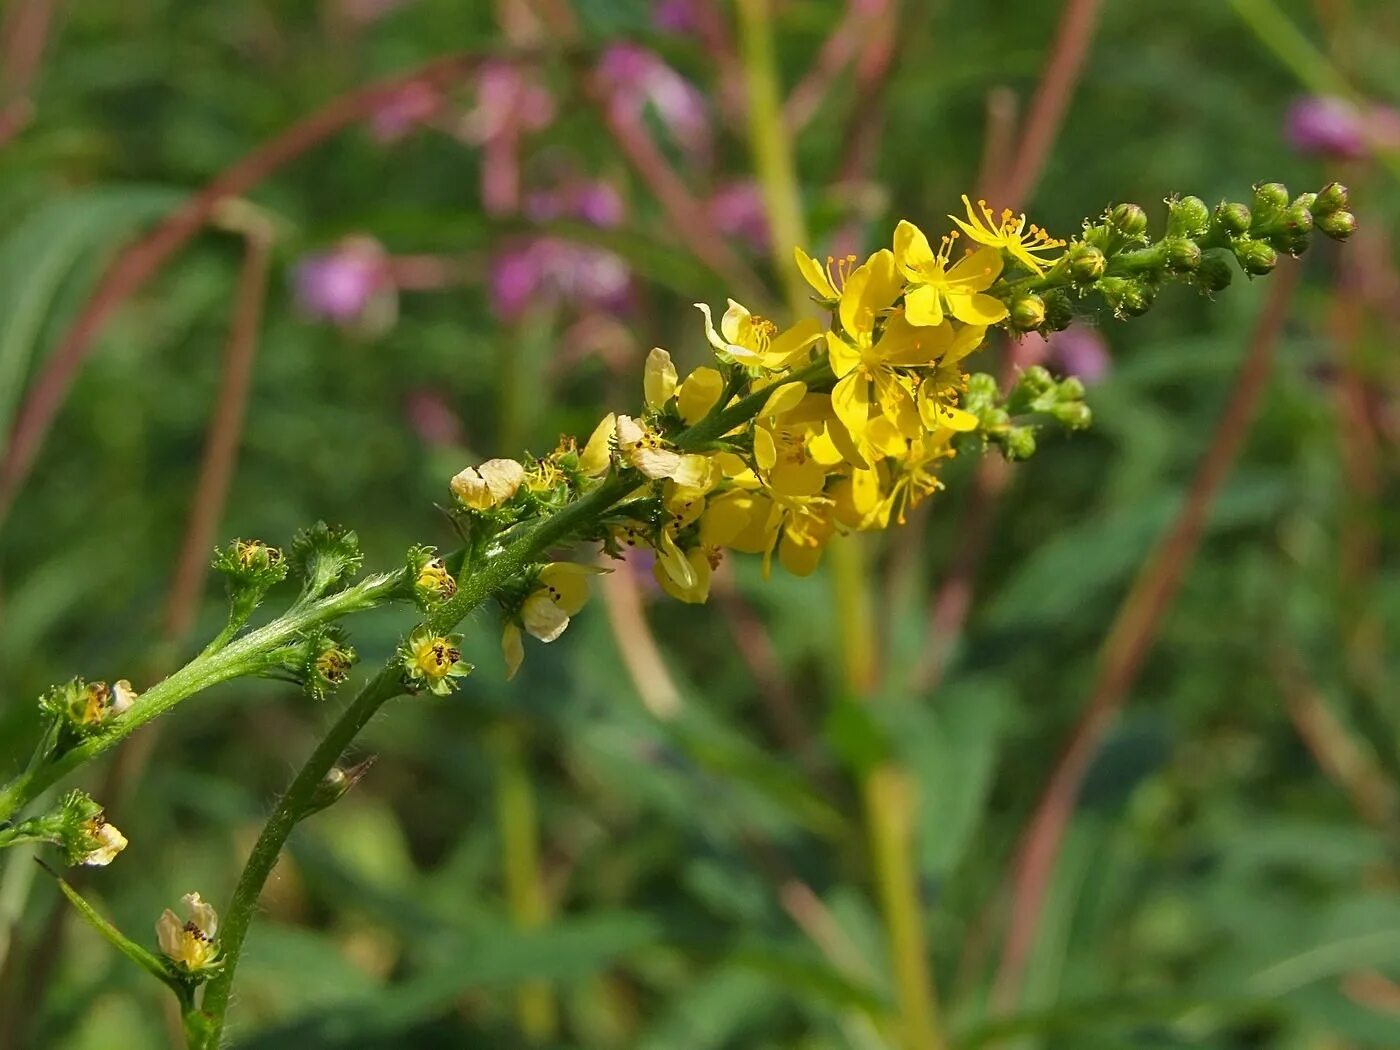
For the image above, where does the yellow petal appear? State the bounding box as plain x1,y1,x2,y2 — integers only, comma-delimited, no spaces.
947,245,1004,289
904,284,945,328
677,367,724,424
830,372,871,438
949,291,1008,326
759,381,808,420
480,458,526,502
579,413,617,476
945,323,988,364
644,347,678,409
539,562,603,615
892,219,936,279
825,330,861,379
794,246,839,300
778,534,824,577
720,298,750,346
762,317,822,368
522,590,570,642
753,425,777,472
501,622,524,680
700,491,757,547
656,530,696,590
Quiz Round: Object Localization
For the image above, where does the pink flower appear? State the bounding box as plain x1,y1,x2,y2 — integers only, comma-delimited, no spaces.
1285,95,1400,160
293,238,395,331
490,239,632,321
596,44,711,162
369,80,442,142
525,179,626,229
708,180,769,251
403,389,464,448
1020,325,1111,384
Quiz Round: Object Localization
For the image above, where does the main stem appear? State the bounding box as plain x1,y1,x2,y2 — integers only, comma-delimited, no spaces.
735,3,943,1047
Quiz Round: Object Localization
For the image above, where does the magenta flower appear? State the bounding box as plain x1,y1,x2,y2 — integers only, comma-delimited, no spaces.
490,239,632,322
370,80,442,142
596,44,711,162
1285,95,1400,160
293,238,392,327
1020,325,1111,384
708,180,769,251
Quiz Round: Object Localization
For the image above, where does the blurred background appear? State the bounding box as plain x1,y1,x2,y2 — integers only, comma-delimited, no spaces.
0,1,1397,1047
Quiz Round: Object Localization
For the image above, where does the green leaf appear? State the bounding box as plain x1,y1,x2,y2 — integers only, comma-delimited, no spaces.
0,184,184,453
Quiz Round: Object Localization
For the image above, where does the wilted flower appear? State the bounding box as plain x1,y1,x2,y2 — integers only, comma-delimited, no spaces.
451,458,526,510
76,814,128,867
156,893,220,974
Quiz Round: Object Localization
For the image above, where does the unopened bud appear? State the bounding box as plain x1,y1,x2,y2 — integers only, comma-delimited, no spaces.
1009,294,1047,331
1311,181,1348,216
1316,209,1357,241
1041,290,1075,332
1056,376,1086,401
1234,238,1277,276
1167,196,1210,239
1002,427,1037,461
1291,192,1317,213
1021,365,1055,394
1109,203,1149,238
303,756,376,818
1251,182,1290,225
1214,202,1252,237
1051,400,1093,430
1067,243,1106,282
1100,276,1154,318
1164,238,1202,273
1194,251,1234,293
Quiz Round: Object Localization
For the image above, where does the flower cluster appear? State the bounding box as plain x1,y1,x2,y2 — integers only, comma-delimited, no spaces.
0,789,129,867
426,182,1347,681
38,677,139,737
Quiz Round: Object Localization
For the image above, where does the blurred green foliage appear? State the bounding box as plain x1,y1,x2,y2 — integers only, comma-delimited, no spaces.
0,1,1398,1047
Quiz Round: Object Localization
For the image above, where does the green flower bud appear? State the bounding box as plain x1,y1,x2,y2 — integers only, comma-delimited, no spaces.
1001,426,1038,461
964,372,1000,412
38,679,133,737
212,539,287,590
302,756,376,818
1214,202,1252,237
1041,289,1075,332
1291,192,1317,213
1164,238,1202,273
1021,365,1056,394
1109,203,1149,238
1316,209,1357,241
1251,182,1289,225
1010,293,1047,331
1051,400,1093,430
1167,196,1210,239
1193,250,1234,293
1056,376,1087,401
290,522,363,600
1100,276,1155,318
1234,238,1277,276
1067,243,1106,282
1311,181,1348,216
305,632,357,701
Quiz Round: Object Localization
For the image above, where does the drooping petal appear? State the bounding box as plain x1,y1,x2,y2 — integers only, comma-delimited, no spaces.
644,347,678,409
579,413,617,476
655,529,696,590
501,622,524,680
830,371,872,438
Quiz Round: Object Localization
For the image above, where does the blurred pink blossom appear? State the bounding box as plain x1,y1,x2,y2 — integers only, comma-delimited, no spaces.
708,179,769,251
490,239,632,321
403,388,465,448
525,179,626,229
1020,325,1111,384
652,0,700,34
293,237,392,325
369,80,443,142
463,61,556,216
1285,95,1400,160
596,44,711,163
334,0,411,24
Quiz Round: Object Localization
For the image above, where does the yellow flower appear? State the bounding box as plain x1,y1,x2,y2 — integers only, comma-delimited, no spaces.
825,249,926,446
854,430,958,529
751,382,828,498
401,626,471,696
892,220,1008,326
794,246,860,302
76,814,128,867
156,892,220,974
696,299,822,371
450,458,526,510
950,195,1065,276
504,562,606,679
653,541,718,604
615,415,714,489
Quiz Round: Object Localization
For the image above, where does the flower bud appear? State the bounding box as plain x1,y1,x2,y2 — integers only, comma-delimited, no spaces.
1020,365,1056,395
1051,400,1093,430
305,632,357,701
1291,192,1317,213
1164,238,1202,273
302,756,376,818
289,523,364,599
1234,238,1278,276
1167,196,1210,239
1214,202,1252,237
1056,375,1087,401
1109,202,1148,238
1067,243,1106,282
1009,293,1047,331
1311,181,1348,216
1316,209,1357,241
407,545,456,608
1100,276,1154,318
1251,182,1290,225
1194,251,1234,293
1002,426,1037,461
1041,289,1075,332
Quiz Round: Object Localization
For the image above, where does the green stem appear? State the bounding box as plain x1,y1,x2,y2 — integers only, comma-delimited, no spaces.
196,359,837,1045
0,572,401,826
493,724,555,1043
